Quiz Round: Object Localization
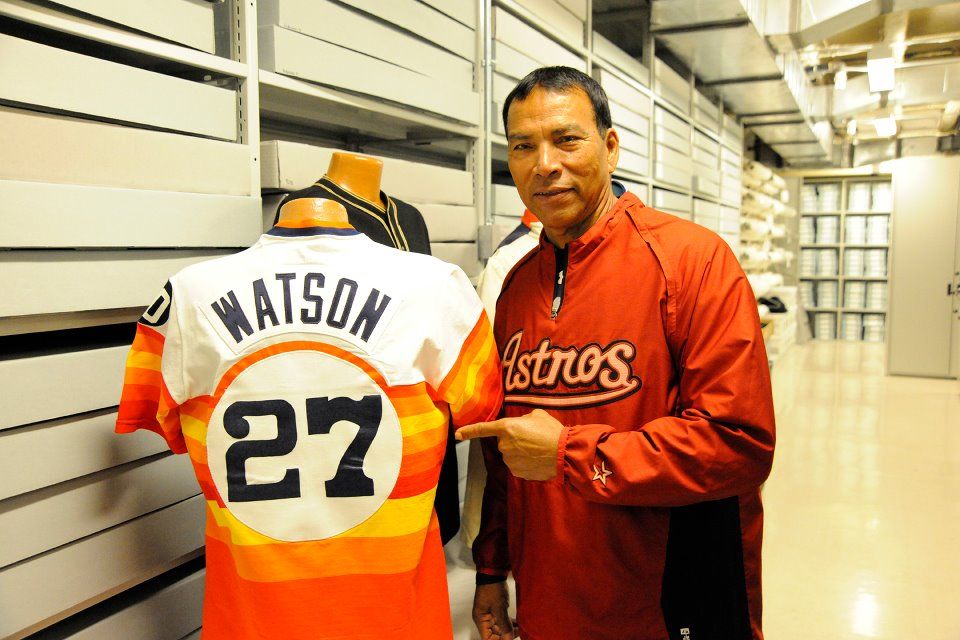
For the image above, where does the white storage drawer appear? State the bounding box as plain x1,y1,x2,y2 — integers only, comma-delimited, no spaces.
0,181,260,249
558,0,588,21
655,163,692,189
0,250,231,318
0,410,168,500
493,183,526,217
593,32,649,85
693,91,719,130
493,7,585,71
720,206,741,233
617,178,647,201
655,125,691,154
0,107,252,196
655,144,693,172
493,71,515,104
610,100,650,136
723,120,744,149
597,68,651,116
722,177,741,205
259,0,473,91
513,0,584,46
654,59,690,114
57,570,204,640
618,148,650,177
50,0,216,54
0,454,199,568
654,106,691,138
414,204,478,242
259,26,479,124
617,128,650,156
260,141,474,205
653,188,690,213
495,40,540,81
420,0,476,28
0,347,128,431
0,496,205,640
693,175,720,198
692,147,718,169
694,131,720,155
340,0,475,60
693,161,721,182
431,242,481,279
694,198,721,218
0,34,236,141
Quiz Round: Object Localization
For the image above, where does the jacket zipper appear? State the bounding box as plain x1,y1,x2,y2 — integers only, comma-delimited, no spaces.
551,245,568,319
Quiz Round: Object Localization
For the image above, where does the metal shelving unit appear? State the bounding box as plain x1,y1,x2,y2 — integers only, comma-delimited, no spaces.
798,176,893,342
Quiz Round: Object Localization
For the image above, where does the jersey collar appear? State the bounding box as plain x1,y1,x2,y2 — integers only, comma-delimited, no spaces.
266,221,360,237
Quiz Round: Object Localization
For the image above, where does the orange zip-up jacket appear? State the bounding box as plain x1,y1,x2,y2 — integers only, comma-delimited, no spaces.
473,192,776,640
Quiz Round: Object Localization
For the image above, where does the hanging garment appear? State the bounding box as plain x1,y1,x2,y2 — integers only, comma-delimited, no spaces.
117,221,502,640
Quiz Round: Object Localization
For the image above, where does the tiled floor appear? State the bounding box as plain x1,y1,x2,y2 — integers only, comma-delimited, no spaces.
762,341,960,639
447,340,960,639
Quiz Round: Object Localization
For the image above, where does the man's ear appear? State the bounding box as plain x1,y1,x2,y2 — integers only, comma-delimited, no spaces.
605,127,620,175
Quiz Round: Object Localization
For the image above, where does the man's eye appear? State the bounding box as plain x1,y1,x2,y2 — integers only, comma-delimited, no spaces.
559,136,579,143
513,143,532,151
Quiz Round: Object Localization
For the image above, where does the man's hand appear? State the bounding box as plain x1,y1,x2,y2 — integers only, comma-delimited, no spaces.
456,409,564,481
473,582,515,640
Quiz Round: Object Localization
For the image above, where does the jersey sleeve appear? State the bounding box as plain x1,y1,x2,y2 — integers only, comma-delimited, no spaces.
115,281,188,454
421,267,503,428
561,238,776,506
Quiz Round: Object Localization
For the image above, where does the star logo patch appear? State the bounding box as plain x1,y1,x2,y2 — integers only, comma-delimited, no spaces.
591,461,612,486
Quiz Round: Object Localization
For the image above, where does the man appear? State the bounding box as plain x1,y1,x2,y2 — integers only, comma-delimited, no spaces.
457,67,776,640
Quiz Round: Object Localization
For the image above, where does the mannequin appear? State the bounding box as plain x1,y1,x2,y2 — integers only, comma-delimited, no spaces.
273,151,458,543
277,151,432,255
325,152,384,212
276,196,349,228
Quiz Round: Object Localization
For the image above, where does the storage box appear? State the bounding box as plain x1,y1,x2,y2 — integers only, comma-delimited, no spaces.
653,188,690,213
0,34,236,140
431,242,481,279
654,59,690,114
0,497,205,639
49,0,216,53
0,250,232,317
260,140,474,205
259,0,473,91
656,125,691,154
512,0,584,46
494,40,540,81
493,7,585,71
617,128,649,156
0,181,260,249
0,107,252,196
655,163,692,189
618,148,650,177
596,68,651,116
593,33,649,85
693,175,720,198
0,454,199,568
656,144,693,172
414,204,478,242
610,100,650,136
259,26,479,124
655,106,690,138
493,183,525,217
341,0,475,59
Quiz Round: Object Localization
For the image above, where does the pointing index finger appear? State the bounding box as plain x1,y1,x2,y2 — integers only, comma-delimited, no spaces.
455,419,508,442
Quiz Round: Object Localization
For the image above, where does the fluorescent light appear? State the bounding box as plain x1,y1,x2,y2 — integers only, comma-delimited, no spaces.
873,116,898,137
847,120,858,136
867,45,895,92
835,67,847,90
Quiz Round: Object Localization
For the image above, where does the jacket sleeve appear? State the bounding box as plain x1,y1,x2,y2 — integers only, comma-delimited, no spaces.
560,239,776,507
471,433,511,578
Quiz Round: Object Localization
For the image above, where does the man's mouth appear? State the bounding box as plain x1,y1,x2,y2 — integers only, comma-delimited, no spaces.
533,188,573,199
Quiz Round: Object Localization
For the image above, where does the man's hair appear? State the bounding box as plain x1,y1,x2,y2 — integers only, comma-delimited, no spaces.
502,66,613,135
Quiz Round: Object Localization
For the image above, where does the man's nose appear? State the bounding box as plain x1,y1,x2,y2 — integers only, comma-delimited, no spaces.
534,144,561,177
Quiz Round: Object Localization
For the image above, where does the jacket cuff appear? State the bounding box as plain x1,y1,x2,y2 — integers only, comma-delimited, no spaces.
556,426,571,485
476,572,509,585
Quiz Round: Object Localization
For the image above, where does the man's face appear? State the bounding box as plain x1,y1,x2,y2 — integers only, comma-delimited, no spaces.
506,86,619,245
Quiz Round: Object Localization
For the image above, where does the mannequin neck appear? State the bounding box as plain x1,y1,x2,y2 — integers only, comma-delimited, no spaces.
326,152,384,211
276,198,350,228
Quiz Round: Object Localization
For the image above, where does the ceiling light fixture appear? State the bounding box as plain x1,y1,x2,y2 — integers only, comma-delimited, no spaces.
873,115,898,137
867,44,896,92
835,67,847,90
